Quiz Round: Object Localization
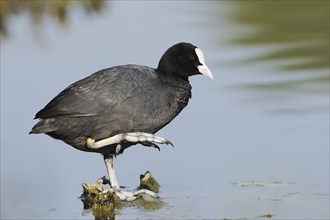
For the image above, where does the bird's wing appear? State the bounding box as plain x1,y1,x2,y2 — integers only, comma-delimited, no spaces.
34,66,162,120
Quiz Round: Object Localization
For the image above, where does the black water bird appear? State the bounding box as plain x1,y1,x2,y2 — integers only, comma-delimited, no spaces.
30,42,213,200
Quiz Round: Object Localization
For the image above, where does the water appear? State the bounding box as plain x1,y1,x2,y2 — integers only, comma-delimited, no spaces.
1,1,329,219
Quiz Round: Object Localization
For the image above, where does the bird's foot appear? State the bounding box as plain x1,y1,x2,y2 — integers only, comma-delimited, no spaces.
109,187,159,201
86,132,173,150
123,132,174,150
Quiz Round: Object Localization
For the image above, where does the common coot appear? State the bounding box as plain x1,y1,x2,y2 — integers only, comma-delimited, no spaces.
30,42,213,200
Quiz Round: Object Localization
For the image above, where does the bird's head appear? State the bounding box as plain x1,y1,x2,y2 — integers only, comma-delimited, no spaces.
157,42,213,80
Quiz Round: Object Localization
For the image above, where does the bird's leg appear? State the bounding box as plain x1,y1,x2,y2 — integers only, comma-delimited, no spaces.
103,154,160,201
87,132,173,149
103,154,136,201
103,154,119,189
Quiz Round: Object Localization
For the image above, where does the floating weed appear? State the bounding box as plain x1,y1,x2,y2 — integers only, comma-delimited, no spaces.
232,181,294,188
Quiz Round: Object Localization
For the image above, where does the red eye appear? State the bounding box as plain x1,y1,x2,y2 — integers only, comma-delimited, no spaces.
189,54,195,60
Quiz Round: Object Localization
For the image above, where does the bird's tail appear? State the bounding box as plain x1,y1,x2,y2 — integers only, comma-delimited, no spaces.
29,118,56,134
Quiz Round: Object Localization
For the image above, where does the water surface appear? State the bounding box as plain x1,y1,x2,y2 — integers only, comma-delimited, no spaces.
1,1,329,219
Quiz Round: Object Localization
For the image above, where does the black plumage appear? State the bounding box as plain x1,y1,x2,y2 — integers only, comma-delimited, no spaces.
30,42,212,159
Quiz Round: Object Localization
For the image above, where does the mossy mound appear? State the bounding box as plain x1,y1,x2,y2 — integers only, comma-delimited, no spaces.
139,171,160,193
81,171,162,218
92,203,115,220
81,177,123,219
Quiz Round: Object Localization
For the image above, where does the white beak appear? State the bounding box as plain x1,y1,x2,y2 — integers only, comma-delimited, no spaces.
195,48,213,80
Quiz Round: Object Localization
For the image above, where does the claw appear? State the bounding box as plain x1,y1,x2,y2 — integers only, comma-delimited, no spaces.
150,143,160,151
154,144,160,151
166,140,174,147
141,142,160,151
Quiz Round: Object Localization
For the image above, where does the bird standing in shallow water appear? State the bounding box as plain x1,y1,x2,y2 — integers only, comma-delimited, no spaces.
30,42,213,201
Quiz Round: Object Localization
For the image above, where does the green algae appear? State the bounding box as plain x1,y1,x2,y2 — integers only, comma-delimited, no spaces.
80,177,123,219
139,171,160,193
80,171,163,218
132,194,164,210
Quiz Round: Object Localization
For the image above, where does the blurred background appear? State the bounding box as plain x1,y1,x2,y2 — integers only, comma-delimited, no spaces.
1,0,329,219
